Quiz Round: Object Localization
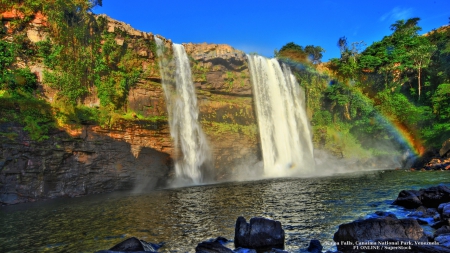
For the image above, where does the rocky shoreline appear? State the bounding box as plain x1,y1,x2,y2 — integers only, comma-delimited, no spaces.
95,184,450,253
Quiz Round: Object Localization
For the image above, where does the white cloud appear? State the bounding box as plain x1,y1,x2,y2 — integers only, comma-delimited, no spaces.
380,7,414,22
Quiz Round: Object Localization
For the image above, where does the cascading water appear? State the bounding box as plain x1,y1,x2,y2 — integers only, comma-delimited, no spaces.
247,54,315,177
155,37,211,184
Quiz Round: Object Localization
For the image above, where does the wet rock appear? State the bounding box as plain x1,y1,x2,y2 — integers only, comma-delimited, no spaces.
440,138,450,157
195,237,233,253
95,237,162,252
439,202,450,219
434,226,450,238
421,186,450,208
431,220,448,229
233,248,257,253
268,249,288,253
234,216,285,250
435,234,450,248
374,211,397,218
416,218,430,225
333,216,427,252
393,186,450,209
393,190,422,208
434,214,442,221
307,239,323,253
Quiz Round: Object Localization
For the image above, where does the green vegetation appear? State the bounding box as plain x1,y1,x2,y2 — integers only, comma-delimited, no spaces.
201,120,258,138
280,17,450,157
0,0,161,140
276,42,325,65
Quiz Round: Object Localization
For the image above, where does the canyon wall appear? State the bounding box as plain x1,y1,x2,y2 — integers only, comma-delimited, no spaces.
0,13,260,205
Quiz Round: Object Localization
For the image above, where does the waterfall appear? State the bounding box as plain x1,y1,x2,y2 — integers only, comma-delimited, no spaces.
155,38,211,184
247,54,315,177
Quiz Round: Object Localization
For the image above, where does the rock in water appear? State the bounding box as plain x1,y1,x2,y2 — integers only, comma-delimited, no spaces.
393,190,422,208
421,186,450,207
333,216,427,252
195,237,233,253
234,216,285,250
307,239,323,253
95,237,161,252
393,186,450,209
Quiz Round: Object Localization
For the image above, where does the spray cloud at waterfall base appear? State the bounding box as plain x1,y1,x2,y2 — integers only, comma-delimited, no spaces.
155,38,213,186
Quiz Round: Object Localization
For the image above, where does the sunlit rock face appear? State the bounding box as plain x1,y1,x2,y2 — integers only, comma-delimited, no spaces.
184,43,261,180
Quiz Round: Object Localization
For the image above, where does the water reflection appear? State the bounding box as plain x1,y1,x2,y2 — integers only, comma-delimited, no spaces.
1,170,450,252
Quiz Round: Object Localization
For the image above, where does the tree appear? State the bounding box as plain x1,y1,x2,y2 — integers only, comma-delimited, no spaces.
304,45,325,64
407,37,436,100
338,36,348,55
277,42,308,62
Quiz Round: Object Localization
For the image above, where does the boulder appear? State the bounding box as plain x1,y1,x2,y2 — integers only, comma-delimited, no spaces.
411,149,436,169
195,240,233,253
440,139,450,157
333,216,427,252
421,186,450,208
393,190,422,208
441,203,450,218
434,226,450,238
95,237,161,253
233,248,257,253
393,186,450,209
374,211,397,218
307,239,323,253
435,234,450,248
431,220,449,229
268,249,288,253
234,216,285,250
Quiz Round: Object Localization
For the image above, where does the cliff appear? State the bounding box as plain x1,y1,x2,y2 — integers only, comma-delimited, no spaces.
0,10,259,205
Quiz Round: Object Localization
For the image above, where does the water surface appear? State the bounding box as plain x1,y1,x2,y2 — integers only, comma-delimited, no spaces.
1,170,449,252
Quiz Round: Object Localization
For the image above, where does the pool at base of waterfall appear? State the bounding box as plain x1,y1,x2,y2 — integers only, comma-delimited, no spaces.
1,170,449,252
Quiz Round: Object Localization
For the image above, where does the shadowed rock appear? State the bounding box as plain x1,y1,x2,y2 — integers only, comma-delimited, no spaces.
333,216,427,252
393,186,450,209
195,237,233,253
307,239,323,253
393,190,422,208
440,138,450,157
234,216,285,250
95,237,162,253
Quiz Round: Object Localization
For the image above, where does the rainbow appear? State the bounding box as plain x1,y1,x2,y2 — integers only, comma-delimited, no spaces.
280,58,424,157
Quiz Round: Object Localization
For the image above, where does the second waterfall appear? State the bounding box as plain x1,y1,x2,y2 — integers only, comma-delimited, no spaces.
155,38,212,184
247,54,315,177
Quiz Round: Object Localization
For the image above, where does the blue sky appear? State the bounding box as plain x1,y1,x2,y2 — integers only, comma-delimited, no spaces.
93,0,450,62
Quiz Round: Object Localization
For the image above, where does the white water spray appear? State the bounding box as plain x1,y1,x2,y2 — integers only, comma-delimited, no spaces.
155,38,211,184
247,54,315,177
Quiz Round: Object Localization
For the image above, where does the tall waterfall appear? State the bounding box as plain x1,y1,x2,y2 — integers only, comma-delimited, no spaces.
247,54,315,177
155,38,211,184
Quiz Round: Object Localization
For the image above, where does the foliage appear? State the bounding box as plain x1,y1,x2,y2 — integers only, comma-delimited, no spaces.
305,17,450,157
0,95,54,141
432,83,450,120
277,42,325,64
0,0,161,141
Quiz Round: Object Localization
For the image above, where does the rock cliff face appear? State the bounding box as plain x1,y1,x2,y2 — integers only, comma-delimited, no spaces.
0,12,260,205
184,42,260,178
0,120,172,205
